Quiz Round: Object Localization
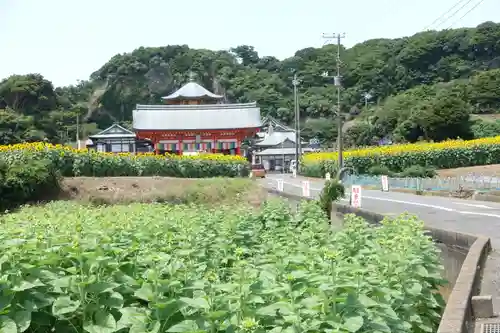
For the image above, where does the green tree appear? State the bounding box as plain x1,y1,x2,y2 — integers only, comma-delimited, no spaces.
0,74,57,115
412,92,473,141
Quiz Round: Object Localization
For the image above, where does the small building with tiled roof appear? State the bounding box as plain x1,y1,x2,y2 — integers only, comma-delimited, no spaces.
250,117,311,172
86,123,137,153
132,78,262,155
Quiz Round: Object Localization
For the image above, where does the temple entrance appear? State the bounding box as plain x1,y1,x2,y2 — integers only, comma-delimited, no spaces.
212,149,236,155
158,149,178,155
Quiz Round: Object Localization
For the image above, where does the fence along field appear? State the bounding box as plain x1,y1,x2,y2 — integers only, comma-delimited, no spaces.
301,135,500,178
341,174,500,193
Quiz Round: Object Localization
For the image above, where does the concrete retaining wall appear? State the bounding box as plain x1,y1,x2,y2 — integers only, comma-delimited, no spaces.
266,189,492,333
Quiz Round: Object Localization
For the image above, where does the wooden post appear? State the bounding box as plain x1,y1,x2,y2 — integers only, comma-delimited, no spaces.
154,135,159,155
178,134,183,156
235,136,241,156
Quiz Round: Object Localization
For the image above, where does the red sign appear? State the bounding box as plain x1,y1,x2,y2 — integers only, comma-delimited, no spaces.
351,185,362,208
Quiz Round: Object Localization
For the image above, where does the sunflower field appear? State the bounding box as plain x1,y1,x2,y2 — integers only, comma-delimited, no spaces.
0,142,249,178
301,136,500,177
0,199,445,333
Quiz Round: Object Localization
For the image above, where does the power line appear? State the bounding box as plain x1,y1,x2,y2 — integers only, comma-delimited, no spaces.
446,0,487,29
433,0,477,30
423,0,470,31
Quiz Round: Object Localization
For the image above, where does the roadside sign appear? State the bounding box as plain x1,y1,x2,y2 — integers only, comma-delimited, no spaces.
325,172,331,180
302,181,310,197
351,185,362,208
381,175,389,192
277,179,284,192
292,169,297,178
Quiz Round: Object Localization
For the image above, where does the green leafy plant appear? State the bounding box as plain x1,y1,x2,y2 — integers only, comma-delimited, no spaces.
0,157,60,210
318,179,346,217
0,143,250,178
0,200,446,332
398,165,437,178
367,165,394,176
302,135,500,176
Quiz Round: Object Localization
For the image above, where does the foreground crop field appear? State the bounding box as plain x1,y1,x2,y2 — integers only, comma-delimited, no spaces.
0,142,249,178
302,136,500,176
0,200,445,333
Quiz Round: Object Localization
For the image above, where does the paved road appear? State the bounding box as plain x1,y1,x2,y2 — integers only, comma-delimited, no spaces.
262,174,500,248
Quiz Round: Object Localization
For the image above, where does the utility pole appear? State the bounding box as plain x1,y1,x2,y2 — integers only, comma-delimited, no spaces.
363,92,372,110
76,112,80,149
322,32,346,168
292,74,300,166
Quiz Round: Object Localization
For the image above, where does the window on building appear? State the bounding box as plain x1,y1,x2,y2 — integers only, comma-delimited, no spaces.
111,144,122,152
107,141,132,153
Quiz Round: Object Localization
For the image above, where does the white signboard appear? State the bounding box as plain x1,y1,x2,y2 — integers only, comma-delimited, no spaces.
302,181,310,197
277,179,284,192
292,169,297,178
325,172,331,180
381,175,389,192
351,185,362,208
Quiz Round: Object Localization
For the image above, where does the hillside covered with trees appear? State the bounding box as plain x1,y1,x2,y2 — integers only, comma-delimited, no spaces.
1,21,499,146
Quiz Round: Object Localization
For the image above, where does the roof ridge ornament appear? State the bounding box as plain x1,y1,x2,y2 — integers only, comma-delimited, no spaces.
188,71,196,82
161,79,224,101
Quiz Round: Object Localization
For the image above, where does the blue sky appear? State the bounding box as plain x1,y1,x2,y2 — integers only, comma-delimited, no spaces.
1,0,498,87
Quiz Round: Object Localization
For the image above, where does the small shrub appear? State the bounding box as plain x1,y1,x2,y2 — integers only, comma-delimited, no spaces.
398,165,437,178
318,179,345,217
367,165,394,176
0,158,61,210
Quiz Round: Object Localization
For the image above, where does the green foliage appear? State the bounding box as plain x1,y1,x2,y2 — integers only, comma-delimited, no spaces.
2,145,250,178
0,200,445,332
1,22,500,146
318,180,345,217
301,160,340,178
365,165,436,178
398,165,437,178
0,158,60,210
367,165,394,176
471,118,500,138
351,67,500,146
342,143,500,174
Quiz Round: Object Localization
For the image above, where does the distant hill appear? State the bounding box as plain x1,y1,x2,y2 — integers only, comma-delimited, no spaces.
1,21,499,146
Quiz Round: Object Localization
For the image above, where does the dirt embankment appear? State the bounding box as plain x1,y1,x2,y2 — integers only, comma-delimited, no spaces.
437,164,500,178
59,177,267,206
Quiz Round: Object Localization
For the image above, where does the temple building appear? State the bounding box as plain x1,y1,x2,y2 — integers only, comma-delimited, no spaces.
132,79,262,155
86,123,137,153
252,117,312,171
